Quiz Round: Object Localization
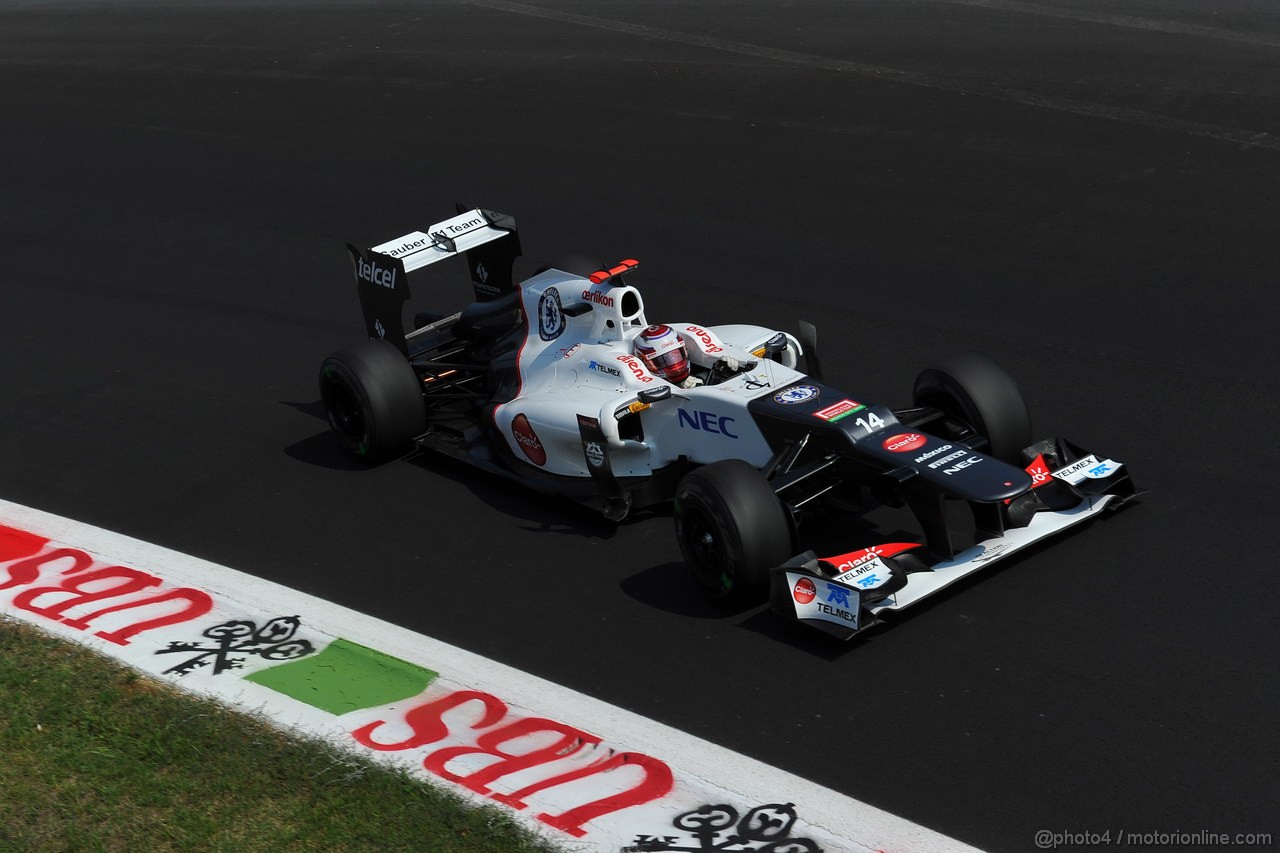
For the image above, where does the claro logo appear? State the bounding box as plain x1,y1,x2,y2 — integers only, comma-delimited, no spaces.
355,256,397,290
793,577,817,605
882,433,926,453
511,414,546,466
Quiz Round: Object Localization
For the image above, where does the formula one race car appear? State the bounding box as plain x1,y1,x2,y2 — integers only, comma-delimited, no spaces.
320,206,1140,640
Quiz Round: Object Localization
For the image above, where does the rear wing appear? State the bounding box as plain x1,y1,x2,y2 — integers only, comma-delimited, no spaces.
345,206,521,353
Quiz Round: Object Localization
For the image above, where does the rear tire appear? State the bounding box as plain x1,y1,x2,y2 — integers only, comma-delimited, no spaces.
913,351,1031,463
319,339,426,463
674,460,794,605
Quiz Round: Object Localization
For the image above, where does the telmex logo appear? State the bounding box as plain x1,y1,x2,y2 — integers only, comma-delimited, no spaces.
589,360,622,377
882,433,926,453
356,257,396,289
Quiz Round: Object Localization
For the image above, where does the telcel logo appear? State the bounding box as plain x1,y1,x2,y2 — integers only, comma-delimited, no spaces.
356,257,396,289
677,409,738,438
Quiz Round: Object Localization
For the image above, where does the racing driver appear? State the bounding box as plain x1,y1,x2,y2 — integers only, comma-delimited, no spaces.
633,324,744,387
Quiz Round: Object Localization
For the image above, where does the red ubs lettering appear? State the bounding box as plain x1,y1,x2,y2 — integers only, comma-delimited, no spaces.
352,688,673,837
0,524,213,645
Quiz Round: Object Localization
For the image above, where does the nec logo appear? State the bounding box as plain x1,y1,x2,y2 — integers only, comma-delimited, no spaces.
355,257,396,290
677,409,738,438
943,456,982,475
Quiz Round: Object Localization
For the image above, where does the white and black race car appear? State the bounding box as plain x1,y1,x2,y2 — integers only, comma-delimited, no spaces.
320,207,1140,640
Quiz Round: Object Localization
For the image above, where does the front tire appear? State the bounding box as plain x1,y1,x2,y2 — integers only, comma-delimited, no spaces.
913,352,1031,463
674,460,794,605
319,339,426,463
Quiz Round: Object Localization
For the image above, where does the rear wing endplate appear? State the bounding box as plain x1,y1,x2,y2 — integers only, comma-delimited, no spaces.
346,206,521,353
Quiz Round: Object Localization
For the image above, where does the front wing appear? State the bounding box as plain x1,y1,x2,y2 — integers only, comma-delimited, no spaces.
769,440,1140,640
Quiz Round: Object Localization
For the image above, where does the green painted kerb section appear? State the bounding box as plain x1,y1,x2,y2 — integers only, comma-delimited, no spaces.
246,638,437,715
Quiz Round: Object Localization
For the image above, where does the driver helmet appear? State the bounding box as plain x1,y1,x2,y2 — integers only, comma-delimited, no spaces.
634,324,690,383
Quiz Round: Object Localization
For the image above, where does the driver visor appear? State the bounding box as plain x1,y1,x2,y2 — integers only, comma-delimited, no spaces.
647,348,686,371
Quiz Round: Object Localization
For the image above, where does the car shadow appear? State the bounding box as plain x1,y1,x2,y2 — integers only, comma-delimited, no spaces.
734,608,875,660
402,451,626,539
283,399,624,539
283,429,371,471
619,561,746,619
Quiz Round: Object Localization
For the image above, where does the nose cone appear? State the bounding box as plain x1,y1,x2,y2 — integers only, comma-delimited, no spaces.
872,431,1033,502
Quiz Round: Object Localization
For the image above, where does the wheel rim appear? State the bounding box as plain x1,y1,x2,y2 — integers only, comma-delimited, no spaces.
682,505,734,595
321,370,369,453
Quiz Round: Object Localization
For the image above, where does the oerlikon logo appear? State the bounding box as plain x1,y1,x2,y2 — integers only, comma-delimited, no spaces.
511,414,546,466
882,433,926,453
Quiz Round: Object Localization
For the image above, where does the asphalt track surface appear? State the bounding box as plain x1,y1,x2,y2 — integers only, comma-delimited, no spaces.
2,2,1277,851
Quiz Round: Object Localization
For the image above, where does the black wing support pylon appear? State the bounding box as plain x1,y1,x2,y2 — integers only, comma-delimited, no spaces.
456,202,522,302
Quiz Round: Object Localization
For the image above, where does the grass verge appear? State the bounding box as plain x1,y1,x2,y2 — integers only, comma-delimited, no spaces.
0,616,561,853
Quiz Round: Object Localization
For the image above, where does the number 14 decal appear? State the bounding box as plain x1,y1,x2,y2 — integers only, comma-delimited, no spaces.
854,411,886,434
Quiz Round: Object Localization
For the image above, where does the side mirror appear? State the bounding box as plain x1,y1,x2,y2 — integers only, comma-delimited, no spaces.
638,386,672,405
762,332,787,357
797,320,822,381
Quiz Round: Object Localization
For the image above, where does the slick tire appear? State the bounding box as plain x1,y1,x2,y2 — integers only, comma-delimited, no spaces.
913,351,1032,464
674,459,794,606
319,339,425,463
